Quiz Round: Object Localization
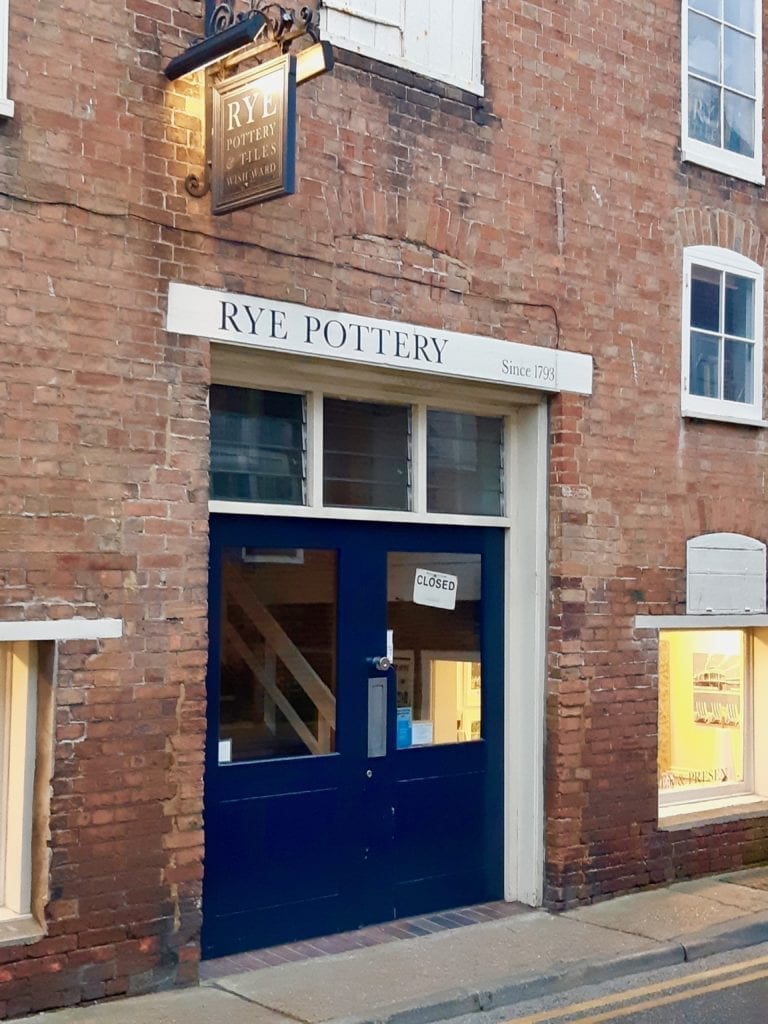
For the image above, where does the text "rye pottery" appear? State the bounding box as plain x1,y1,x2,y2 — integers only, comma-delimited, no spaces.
212,54,297,214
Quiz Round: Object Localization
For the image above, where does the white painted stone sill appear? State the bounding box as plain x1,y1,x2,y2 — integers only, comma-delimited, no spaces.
0,618,122,642
682,410,768,429
658,795,768,831
0,913,44,948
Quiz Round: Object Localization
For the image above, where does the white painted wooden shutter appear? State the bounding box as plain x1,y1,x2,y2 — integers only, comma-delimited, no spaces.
686,533,767,614
321,0,405,64
405,0,482,94
320,0,483,94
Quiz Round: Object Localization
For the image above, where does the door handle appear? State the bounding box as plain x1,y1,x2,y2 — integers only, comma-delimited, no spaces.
367,677,387,758
367,655,392,672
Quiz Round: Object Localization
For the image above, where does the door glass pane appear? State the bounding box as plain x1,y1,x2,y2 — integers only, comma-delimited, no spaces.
688,76,721,146
427,411,504,516
690,331,720,396
658,630,746,794
210,386,306,504
388,552,481,747
323,398,411,510
218,548,337,762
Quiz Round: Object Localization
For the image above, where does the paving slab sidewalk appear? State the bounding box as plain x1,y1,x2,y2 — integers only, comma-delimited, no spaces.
28,869,768,1024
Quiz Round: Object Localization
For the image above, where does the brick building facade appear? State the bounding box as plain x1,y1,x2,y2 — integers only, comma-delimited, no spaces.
1,0,768,1016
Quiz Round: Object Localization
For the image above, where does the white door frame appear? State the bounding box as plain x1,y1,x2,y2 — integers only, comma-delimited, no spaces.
209,346,548,907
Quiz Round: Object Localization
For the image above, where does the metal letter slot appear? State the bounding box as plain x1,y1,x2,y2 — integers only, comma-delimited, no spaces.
367,677,387,758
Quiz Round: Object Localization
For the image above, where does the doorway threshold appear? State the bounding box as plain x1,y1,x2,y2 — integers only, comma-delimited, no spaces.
200,901,528,981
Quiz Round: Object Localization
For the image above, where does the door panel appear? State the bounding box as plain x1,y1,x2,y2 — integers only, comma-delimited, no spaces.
203,515,504,959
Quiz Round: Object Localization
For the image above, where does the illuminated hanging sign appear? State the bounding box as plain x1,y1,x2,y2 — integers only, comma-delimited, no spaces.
212,54,297,214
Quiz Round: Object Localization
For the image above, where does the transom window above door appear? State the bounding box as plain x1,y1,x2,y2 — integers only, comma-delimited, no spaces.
209,385,507,520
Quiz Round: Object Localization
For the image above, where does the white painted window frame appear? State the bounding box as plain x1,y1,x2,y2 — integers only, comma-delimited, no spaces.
681,0,764,183
0,0,12,118
319,0,484,96
0,642,37,921
681,246,765,425
0,620,121,943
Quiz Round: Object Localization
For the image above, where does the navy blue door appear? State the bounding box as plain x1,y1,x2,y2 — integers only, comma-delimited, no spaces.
202,514,504,959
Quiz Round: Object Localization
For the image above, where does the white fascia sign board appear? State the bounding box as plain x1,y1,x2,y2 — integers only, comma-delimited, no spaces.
167,283,593,396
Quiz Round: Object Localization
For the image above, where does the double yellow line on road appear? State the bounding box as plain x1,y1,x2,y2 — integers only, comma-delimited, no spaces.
503,952,768,1023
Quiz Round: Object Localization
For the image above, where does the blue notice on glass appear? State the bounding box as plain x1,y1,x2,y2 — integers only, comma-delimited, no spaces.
396,707,413,749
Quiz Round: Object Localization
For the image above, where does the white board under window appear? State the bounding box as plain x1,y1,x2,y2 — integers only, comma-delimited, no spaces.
687,533,767,614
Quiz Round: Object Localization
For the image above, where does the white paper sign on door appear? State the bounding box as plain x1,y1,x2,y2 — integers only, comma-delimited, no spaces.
412,569,458,610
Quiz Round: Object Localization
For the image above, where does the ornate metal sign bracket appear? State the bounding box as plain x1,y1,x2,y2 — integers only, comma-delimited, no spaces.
181,2,325,200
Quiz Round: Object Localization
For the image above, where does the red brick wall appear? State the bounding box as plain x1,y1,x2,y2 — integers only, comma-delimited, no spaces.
0,0,209,1013
2,0,768,1013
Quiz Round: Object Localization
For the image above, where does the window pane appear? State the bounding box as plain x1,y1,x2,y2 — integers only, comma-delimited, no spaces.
724,273,754,338
691,265,721,330
219,548,337,762
427,411,503,516
323,398,410,510
724,27,755,94
688,12,721,81
688,76,721,146
691,0,722,17
690,331,720,397
724,339,754,402
388,552,482,748
724,0,754,30
658,630,745,794
724,90,755,155
210,386,306,504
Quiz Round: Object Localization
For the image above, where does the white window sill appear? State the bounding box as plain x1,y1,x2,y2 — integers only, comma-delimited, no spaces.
636,614,768,629
681,146,765,186
0,913,44,947
682,408,768,429
0,96,13,118
659,794,768,830
0,618,122,642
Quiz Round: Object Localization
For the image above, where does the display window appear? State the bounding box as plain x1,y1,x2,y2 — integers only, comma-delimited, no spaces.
658,628,752,805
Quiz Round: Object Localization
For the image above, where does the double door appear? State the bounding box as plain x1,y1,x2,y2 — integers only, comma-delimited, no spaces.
203,514,505,959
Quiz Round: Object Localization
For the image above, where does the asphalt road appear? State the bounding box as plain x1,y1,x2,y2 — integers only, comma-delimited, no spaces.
451,941,768,1024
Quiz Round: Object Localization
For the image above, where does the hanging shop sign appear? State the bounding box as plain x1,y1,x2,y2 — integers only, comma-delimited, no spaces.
212,54,297,214
166,282,594,395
